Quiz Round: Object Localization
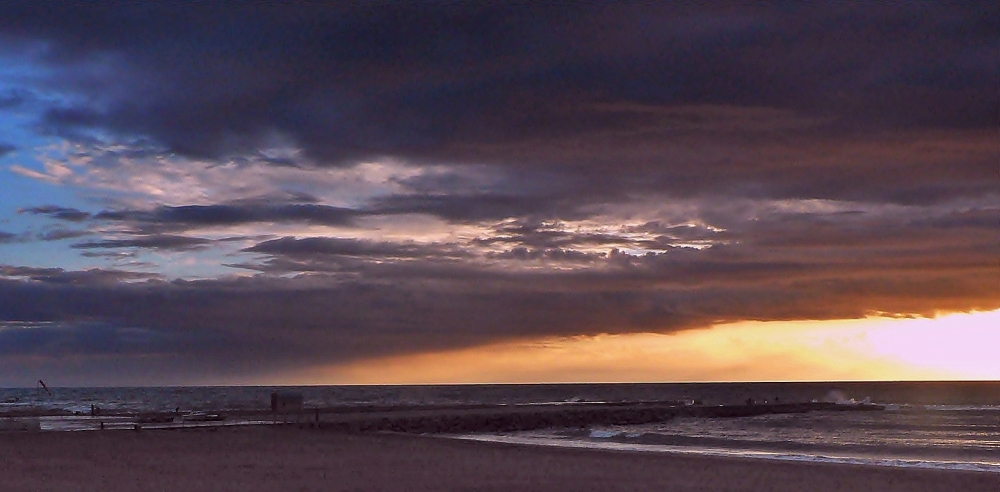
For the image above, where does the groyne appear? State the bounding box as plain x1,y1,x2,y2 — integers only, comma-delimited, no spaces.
308,401,884,434
1,400,884,433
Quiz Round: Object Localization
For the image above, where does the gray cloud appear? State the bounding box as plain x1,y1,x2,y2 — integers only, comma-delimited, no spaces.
0,265,160,285
20,205,91,222
367,192,591,223
79,251,136,259
475,220,724,251
71,234,212,251
244,236,469,260
486,247,606,263
235,236,473,275
37,228,91,241
93,203,357,233
0,87,36,110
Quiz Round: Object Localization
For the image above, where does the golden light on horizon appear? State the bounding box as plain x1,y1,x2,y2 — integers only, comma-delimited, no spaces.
819,309,1000,380
290,310,1000,385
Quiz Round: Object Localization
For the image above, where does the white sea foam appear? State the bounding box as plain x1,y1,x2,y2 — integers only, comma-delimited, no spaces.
588,429,622,438
449,434,1000,474
921,404,1000,412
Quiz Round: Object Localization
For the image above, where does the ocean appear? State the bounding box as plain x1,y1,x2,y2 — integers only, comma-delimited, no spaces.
2,381,998,473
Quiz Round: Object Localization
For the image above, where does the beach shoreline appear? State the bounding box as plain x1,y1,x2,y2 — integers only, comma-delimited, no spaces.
1,426,994,492
445,432,1000,474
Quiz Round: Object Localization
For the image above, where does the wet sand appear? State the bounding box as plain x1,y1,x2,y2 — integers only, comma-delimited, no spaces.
1,427,995,492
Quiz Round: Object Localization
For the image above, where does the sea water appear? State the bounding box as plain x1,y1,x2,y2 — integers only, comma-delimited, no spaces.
455,404,1000,473
2,381,997,472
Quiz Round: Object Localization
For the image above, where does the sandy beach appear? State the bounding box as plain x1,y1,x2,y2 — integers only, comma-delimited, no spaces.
0,427,994,492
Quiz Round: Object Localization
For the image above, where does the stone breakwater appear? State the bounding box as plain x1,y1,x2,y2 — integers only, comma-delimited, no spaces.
0,401,884,433
307,402,885,434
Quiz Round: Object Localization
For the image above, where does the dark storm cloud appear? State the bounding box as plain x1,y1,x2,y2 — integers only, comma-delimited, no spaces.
0,3,994,204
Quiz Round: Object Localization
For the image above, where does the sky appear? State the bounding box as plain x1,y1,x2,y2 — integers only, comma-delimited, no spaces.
0,3,997,386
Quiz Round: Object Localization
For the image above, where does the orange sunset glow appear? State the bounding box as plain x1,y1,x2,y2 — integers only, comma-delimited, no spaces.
302,310,1000,385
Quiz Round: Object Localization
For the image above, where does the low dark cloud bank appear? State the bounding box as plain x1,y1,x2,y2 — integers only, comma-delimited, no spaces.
2,3,995,204
0,3,996,384
2,200,996,383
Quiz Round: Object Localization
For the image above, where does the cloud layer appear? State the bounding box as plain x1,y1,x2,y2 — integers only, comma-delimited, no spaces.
0,3,996,384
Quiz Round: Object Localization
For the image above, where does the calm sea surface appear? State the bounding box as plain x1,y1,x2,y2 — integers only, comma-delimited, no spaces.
2,381,998,473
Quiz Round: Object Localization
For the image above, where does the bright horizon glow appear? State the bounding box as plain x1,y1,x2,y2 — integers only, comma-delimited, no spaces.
283,310,1000,385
